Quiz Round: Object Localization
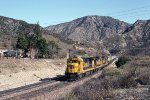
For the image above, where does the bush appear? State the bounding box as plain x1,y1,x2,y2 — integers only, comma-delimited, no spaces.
102,68,123,77
66,78,114,100
59,93,78,100
112,73,137,89
115,56,130,68
62,73,138,100
137,73,150,85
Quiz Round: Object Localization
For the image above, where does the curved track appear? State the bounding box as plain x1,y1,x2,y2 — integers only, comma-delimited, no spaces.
0,79,62,100
0,58,117,100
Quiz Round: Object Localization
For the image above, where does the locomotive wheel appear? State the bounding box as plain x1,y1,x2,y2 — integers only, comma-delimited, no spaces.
93,69,95,72
83,73,86,77
90,70,93,75
78,74,83,79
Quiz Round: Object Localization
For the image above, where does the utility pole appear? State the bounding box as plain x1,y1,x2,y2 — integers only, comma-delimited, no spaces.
29,39,32,59
29,40,32,59
67,49,71,59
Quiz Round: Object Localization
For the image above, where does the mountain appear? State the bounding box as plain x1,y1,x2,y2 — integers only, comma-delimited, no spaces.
0,16,74,51
0,15,149,56
45,15,131,53
45,16,150,55
0,16,35,48
45,15,130,42
124,20,150,47
123,20,150,55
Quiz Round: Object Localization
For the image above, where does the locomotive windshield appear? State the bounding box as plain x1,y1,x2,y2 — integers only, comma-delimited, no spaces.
68,60,79,63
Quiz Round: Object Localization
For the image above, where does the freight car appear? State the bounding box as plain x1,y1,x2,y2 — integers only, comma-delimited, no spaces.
65,56,108,79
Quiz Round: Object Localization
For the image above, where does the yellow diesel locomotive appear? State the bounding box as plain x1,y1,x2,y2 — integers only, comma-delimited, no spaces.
65,56,108,79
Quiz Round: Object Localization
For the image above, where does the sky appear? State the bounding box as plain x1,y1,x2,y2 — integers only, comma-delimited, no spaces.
0,0,150,27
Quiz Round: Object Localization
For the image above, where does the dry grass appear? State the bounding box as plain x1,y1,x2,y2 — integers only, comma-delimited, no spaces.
59,93,78,100
0,58,66,75
62,56,150,100
0,58,67,91
69,78,115,100
102,68,123,77
43,34,73,50
122,56,150,85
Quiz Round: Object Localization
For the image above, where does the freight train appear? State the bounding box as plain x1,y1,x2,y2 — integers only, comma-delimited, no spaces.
65,56,108,79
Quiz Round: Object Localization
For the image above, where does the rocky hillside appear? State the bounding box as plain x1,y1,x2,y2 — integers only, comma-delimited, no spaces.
0,15,149,56
124,20,150,47
45,15,130,42
123,20,150,55
46,16,150,55
0,16,35,48
0,16,74,51
45,15,131,53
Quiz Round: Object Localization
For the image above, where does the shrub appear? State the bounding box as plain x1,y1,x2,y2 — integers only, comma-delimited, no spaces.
62,73,138,100
59,93,78,100
137,73,150,85
112,73,137,89
68,78,114,100
102,68,123,77
115,56,130,68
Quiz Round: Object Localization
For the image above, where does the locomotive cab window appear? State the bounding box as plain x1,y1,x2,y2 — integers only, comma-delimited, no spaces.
68,60,79,63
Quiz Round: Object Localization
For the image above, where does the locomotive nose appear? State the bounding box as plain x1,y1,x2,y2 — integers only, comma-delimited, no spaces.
66,63,79,73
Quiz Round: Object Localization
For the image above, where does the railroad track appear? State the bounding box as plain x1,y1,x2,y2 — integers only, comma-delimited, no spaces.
0,58,118,100
0,79,63,100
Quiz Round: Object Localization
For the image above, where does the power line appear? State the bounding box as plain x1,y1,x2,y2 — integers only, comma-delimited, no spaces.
107,5,150,16
102,5,150,20
117,12,150,19
112,9,150,17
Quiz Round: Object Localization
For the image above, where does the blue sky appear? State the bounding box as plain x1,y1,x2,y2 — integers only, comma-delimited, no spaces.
0,0,150,27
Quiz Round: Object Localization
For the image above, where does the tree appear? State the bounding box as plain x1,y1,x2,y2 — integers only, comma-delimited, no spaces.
16,22,60,58
16,36,28,57
48,41,59,57
36,38,49,58
33,22,42,40
32,22,43,58
27,33,38,49
115,57,130,68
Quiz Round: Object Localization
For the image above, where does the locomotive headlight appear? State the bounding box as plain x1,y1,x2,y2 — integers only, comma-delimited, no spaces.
73,63,79,67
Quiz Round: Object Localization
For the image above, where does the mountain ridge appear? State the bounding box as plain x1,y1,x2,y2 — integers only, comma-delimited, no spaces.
0,15,149,55
45,15,150,55
45,15,130,42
